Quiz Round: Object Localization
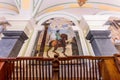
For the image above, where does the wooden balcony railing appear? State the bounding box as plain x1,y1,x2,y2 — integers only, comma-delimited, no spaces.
0,54,120,80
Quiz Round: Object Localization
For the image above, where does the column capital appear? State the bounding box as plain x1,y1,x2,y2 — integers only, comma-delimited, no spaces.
86,30,118,56
0,31,28,57
86,30,111,41
2,31,28,42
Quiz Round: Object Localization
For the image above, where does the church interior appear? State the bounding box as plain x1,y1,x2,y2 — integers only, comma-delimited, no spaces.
0,0,120,80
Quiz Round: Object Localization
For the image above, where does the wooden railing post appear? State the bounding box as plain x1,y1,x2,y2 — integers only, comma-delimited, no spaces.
114,54,120,72
52,54,59,80
0,62,5,80
100,56,120,80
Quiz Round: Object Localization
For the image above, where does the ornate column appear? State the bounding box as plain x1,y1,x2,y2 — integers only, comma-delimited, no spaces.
86,30,118,56
0,31,28,57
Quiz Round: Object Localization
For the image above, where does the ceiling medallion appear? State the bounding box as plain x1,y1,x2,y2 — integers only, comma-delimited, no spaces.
77,0,87,6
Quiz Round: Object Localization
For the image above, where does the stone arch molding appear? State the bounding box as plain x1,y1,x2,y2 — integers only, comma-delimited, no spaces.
96,11,120,15
25,12,90,56
36,11,80,27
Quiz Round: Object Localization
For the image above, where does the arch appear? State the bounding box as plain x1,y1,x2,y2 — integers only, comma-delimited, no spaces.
96,11,120,15
25,11,90,56
36,11,80,27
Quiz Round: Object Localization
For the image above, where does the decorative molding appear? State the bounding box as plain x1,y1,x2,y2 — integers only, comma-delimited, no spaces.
77,0,87,6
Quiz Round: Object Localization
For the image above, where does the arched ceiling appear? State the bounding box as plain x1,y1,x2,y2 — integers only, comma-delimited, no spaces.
0,0,120,18
0,0,20,15
35,0,120,17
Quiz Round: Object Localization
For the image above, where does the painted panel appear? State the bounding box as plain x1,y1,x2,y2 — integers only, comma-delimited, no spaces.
34,25,82,58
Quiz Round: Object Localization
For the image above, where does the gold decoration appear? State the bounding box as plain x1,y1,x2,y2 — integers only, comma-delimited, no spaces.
77,0,87,6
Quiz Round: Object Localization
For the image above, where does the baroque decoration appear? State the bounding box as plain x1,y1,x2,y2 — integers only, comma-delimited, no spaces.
77,0,87,6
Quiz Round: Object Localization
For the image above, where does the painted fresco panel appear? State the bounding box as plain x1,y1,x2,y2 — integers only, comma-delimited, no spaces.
34,26,82,58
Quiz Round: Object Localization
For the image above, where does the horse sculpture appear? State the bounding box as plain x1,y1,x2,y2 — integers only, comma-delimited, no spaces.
47,34,68,57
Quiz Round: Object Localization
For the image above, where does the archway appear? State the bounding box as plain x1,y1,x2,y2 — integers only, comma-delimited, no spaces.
25,12,89,57
34,17,83,58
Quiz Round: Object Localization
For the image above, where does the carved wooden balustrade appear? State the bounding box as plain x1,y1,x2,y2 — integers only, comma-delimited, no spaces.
0,54,120,80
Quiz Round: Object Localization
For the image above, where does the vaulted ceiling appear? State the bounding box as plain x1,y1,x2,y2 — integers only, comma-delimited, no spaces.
0,0,120,18
35,0,120,16
0,0,20,15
